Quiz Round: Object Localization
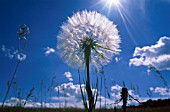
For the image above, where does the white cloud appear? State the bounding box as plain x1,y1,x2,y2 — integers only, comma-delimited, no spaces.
130,36,170,70
53,82,87,108
110,84,141,106
149,86,170,96
5,97,20,106
1,84,169,108
3,97,28,107
54,82,85,99
53,82,142,108
111,84,122,91
53,82,151,108
52,83,170,108
1,45,26,61
1,97,58,108
64,72,73,81
44,47,55,56
53,82,114,108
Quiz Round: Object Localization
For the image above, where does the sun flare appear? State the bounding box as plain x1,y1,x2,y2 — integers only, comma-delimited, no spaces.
106,0,120,7
106,0,119,5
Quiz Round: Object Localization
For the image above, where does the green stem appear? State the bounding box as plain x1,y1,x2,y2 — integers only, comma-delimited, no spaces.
100,76,102,109
78,70,88,111
85,45,94,112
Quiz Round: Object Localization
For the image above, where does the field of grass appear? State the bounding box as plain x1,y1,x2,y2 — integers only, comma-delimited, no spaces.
1,106,170,112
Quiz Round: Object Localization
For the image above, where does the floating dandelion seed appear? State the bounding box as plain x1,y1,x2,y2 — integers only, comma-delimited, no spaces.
57,10,121,69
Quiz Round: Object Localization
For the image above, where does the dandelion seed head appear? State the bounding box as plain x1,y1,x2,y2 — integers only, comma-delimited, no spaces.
57,10,121,69
18,24,30,36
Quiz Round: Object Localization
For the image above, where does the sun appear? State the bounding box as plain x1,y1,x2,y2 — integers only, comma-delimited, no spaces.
106,0,120,7
98,0,121,11
101,0,121,14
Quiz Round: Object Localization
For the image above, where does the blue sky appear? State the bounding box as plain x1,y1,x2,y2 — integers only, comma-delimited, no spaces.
0,0,170,108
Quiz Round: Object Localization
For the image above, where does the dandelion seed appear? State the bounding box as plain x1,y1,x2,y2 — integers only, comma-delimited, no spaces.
57,10,121,69
18,24,30,37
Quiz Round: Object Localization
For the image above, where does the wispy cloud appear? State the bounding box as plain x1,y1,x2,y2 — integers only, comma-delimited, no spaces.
1,45,26,61
64,72,73,81
44,47,55,56
129,36,170,71
150,86,170,96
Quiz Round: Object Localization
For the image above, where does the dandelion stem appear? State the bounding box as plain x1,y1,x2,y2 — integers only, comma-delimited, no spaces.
85,46,92,112
100,74,102,109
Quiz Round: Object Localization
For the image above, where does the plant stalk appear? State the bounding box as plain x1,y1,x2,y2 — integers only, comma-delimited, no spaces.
85,45,94,112
1,60,20,108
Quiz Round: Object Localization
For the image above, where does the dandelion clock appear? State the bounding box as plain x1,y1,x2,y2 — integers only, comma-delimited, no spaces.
57,10,121,69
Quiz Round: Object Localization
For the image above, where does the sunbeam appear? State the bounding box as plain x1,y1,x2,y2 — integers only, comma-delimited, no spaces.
116,4,138,46
99,0,138,46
